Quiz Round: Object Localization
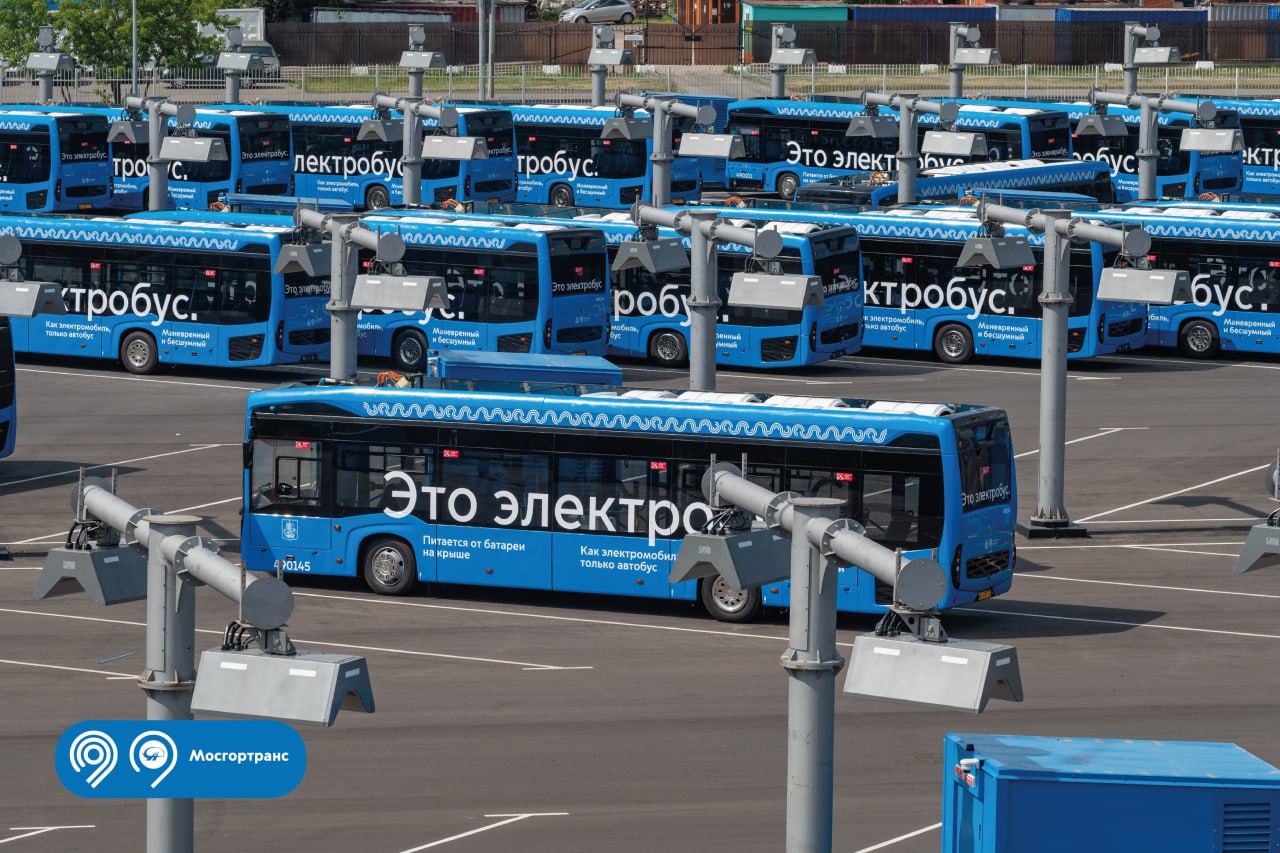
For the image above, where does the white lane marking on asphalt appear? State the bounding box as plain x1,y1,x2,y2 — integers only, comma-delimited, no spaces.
968,607,1280,640
1076,463,1272,522
4,493,241,547
0,608,587,671
1018,574,1280,599
839,358,1111,381
1086,517,1266,525
851,822,943,852
17,366,262,391
1019,540,1242,550
1,827,96,846
396,813,570,852
1125,545,1241,558
0,444,226,493
0,658,133,679
1014,427,1144,459
1098,354,1280,371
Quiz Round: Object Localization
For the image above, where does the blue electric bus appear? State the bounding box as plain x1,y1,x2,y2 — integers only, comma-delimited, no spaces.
510,104,701,208
50,106,293,210
0,109,111,213
130,208,614,371
725,100,1072,200
794,158,1115,208
0,316,13,459
377,207,863,368
1175,97,1280,195
1085,202,1280,357
964,98,1243,202
249,103,518,210
242,382,1016,620
0,214,329,373
682,204,1147,363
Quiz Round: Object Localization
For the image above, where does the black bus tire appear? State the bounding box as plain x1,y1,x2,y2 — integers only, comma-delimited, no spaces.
934,323,974,364
1178,319,1220,358
550,184,575,207
648,329,687,367
362,537,417,596
777,172,801,200
700,575,762,622
120,331,159,374
392,329,429,372
365,185,391,210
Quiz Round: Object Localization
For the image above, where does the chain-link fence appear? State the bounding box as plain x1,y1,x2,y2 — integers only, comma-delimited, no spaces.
6,63,1280,107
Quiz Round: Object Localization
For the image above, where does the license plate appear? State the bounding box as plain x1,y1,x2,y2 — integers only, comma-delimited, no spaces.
976,589,993,601
301,354,318,363
1116,343,1131,353
78,203,92,210
487,198,500,203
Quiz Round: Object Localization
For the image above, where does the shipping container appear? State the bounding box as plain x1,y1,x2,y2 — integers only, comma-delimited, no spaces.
944,733,1280,853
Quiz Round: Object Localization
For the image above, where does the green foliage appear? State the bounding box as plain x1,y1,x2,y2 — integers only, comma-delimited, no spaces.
56,0,226,74
0,0,53,67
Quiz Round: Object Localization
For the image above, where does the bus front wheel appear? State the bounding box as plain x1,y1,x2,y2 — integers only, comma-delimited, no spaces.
700,575,762,623
648,330,687,367
777,172,800,201
362,537,417,596
934,324,974,364
1178,319,1220,358
550,184,575,207
365,185,391,211
392,329,429,372
120,331,158,374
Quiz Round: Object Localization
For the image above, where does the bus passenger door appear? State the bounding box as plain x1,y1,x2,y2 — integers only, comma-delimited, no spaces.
245,438,333,576
971,267,1040,359
435,445,552,590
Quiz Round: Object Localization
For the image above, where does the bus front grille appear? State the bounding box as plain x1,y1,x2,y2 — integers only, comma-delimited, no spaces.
966,550,1011,580
820,323,859,345
475,179,512,193
247,183,289,195
1067,327,1085,353
670,180,698,194
497,333,532,352
556,325,603,344
1203,176,1237,191
288,328,330,347
761,336,798,363
66,185,106,198
1107,318,1142,339
228,334,265,361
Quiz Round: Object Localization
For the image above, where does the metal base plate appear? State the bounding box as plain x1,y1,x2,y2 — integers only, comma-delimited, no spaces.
1016,519,1089,539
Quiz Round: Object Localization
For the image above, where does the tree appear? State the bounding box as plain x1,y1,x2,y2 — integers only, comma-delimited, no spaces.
56,0,225,101
0,0,53,69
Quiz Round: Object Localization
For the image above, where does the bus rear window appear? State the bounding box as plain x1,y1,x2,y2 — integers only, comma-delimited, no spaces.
240,123,291,162
550,254,607,297
956,418,1013,512
59,127,109,163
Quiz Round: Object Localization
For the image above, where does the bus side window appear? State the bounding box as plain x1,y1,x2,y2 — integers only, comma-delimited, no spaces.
335,444,430,515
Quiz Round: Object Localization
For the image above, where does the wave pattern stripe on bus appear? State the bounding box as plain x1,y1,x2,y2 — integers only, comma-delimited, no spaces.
360,402,892,443
0,225,242,252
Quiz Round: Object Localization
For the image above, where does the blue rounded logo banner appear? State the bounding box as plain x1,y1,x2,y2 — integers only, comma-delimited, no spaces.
56,720,306,799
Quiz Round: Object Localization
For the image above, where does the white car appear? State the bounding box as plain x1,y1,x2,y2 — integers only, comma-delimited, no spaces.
560,0,637,24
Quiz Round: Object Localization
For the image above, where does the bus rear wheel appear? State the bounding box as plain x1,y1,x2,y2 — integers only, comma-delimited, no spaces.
777,172,800,201
362,537,417,596
934,323,974,364
1178,319,1220,358
393,329,429,372
700,575,762,622
120,331,158,374
648,330,687,367
365,185,391,211
550,184,575,207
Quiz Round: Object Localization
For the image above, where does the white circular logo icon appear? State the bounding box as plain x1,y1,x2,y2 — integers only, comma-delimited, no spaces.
136,739,170,770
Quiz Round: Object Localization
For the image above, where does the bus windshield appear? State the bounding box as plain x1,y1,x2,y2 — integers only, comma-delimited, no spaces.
956,416,1013,511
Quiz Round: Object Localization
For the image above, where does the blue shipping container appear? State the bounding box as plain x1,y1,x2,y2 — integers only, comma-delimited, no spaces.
850,5,994,23
944,733,1280,853
1054,7,1207,23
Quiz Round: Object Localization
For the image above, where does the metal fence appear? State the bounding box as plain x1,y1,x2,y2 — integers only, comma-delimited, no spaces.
264,20,1280,67
8,63,1280,107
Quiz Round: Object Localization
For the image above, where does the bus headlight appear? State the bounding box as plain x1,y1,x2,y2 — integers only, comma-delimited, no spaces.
1097,312,1106,342
808,322,817,351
